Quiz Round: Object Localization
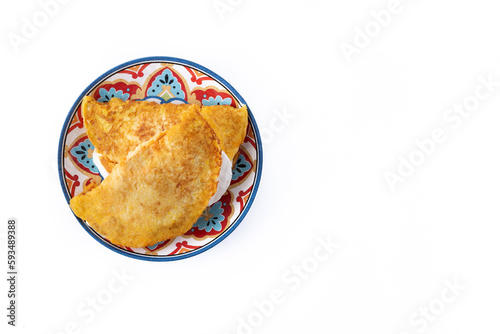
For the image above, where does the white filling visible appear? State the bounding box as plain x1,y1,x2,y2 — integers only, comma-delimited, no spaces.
93,150,109,179
93,150,232,205
208,151,232,206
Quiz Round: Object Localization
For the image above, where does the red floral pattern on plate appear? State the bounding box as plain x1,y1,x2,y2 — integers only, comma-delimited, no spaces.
60,60,259,259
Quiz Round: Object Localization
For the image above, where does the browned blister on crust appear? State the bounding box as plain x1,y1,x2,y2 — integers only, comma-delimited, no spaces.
70,107,222,248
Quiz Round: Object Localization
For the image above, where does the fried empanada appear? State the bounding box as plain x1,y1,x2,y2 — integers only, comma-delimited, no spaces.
82,96,191,167
70,107,222,247
199,104,248,163
81,96,247,172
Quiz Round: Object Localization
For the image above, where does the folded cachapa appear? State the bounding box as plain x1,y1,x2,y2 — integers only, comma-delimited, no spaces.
199,104,248,163
70,107,222,247
81,96,248,172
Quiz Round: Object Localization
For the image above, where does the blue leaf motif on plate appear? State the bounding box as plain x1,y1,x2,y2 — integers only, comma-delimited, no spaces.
232,154,251,180
70,139,99,173
202,95,232,106
147,69,185,100
193,202,225,233
97,87,130,102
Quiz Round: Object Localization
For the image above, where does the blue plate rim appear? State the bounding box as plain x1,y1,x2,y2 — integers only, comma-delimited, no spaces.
57,56,263,262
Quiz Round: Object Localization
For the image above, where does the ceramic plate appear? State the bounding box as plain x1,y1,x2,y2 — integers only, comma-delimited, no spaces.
58,57,262,261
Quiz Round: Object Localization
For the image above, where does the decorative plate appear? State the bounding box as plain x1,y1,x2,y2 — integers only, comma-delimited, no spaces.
58,57,262,261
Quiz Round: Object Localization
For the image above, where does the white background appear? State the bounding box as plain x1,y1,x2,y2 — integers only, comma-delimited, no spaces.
2,0,500,333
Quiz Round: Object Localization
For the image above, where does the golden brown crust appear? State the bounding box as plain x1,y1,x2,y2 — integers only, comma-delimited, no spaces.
98,155,117,173
200,105,248,161
81,96,248,171
82,179,100,194
82,96,194,166
70,107,222,247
